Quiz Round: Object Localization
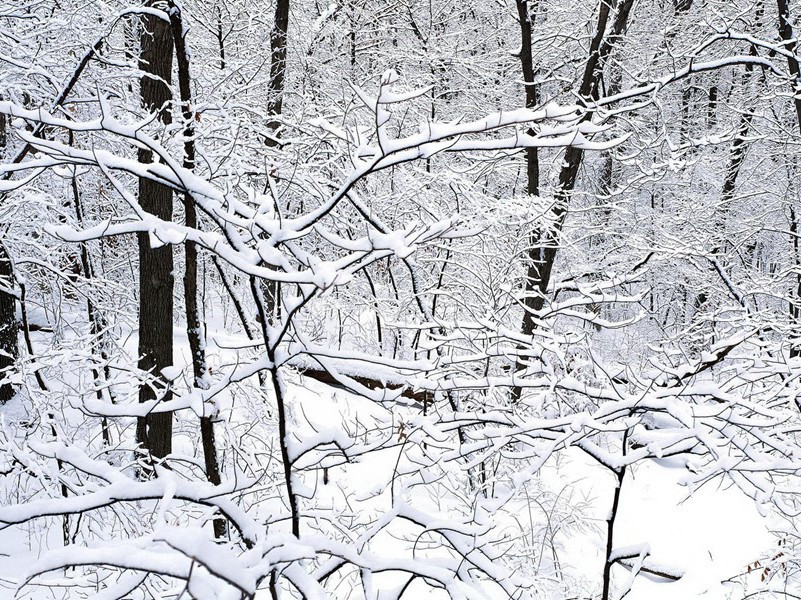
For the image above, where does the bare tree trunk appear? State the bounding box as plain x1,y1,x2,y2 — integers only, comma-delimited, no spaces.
69,148,112,444
791,199,801,353
514,0,633,401
136,4,174,461
519,0,634,316
267,0,290,145
512,0,541,400
516,0,541,336
216,4,226,71
0,105,17,404
169,1,226,538
777,0,801,357
0,242,16,404
260,0,291,325
249,277,301,597
602,431,629,600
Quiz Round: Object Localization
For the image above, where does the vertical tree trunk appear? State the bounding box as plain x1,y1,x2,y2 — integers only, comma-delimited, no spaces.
0,105,17,404
514,0,633,400
777,0,801,357
349,2,357,72
169,1,226,538
602,432,629,600
136,5,175,460
512,0,541,400
70,151,112,444
707,86,718,127
790,197,801,358
0,242,16,404
515,0,541,337
261,0,291,324
518,0,634,317
216,4,226,71
267,0,290,145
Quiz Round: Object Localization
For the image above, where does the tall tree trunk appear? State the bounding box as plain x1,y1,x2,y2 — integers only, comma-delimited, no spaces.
0,104,17,404
516,0,541,336
169,1,226,538
69,146,112,444
514,0,633,400
267,0,290,145
260,0,291,325
519,0,634,316
0,242,16,404
777,0,801,358
136,4,175,461
512,0,541,400
216,4,226,71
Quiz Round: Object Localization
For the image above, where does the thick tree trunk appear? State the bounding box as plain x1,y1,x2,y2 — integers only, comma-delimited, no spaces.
136,6,175,460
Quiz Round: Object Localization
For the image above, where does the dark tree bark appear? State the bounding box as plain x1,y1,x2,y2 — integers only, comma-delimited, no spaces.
777,0,801,357
258,0,291,325
136,5,175,460
602,432,628,600
0,104,17,404
69,142,112,444
216,5,227,70
707,86,718,127
673,0,693,12
168,1,226,538
0,242,17,404
512,0,541,400
791,202,801,357
513,0,633,402
518,0,634,320
267,0,290,145
515,0,541,337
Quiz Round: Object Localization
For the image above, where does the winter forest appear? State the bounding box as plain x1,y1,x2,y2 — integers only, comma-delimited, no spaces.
8,0,801,598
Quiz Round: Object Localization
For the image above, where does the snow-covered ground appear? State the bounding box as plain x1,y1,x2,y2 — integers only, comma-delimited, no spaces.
0,306,786,600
